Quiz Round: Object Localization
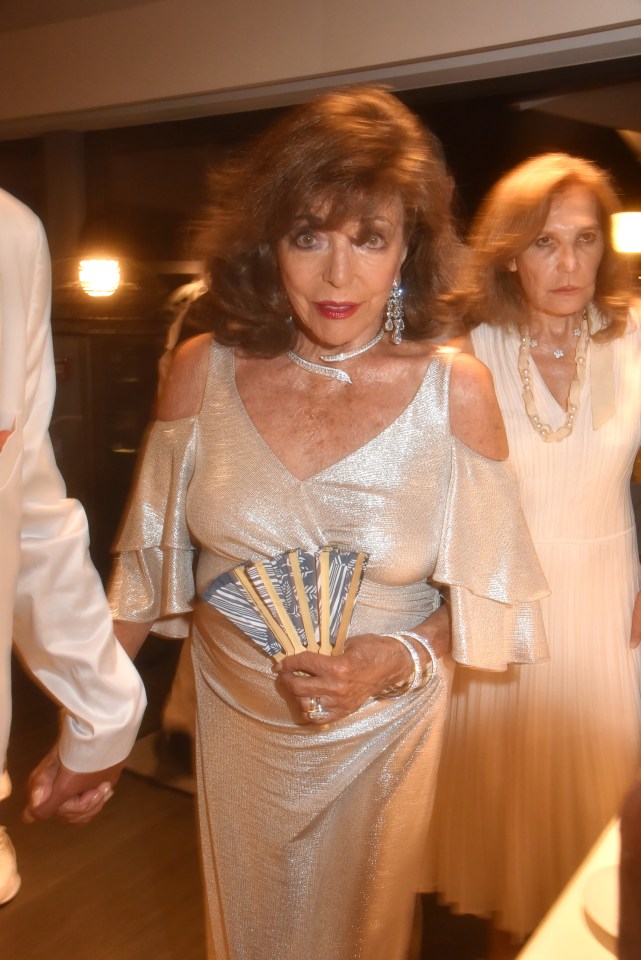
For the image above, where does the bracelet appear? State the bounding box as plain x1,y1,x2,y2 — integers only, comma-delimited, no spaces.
378,632,431,699
398,630,436,680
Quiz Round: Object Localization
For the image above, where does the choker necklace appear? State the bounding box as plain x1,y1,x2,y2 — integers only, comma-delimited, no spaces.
517,312,589,442
287,327,385,385
529,326,582,359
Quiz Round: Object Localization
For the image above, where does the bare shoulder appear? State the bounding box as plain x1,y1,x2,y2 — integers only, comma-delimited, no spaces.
448,351,508,460
156,333,212,420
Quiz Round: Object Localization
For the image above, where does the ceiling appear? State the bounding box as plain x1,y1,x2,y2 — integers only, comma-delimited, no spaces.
0,0,157,32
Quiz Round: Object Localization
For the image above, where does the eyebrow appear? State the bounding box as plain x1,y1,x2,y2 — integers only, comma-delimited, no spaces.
291,213,397,228
539,220,601,232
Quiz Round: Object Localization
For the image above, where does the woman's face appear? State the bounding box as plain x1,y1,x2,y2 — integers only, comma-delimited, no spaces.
276,196,406,350
512,185,605,323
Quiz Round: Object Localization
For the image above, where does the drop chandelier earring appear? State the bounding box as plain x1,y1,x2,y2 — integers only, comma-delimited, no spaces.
384,278,405,344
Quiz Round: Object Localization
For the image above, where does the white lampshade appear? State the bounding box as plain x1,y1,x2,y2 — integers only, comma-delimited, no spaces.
78,258,121,297
611,213,641,254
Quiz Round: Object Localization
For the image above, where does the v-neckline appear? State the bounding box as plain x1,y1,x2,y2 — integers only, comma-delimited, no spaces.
230,349,440,484
524,340,590,417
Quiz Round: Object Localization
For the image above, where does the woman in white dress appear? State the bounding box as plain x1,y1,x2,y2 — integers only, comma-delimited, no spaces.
424,153,641,956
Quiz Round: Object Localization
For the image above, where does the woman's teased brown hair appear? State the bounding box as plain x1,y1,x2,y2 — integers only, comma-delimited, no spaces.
449,152,630,342
192,85,460,355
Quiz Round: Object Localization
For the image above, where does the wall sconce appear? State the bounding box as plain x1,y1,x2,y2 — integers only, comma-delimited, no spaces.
611,212,641,254
52,255,166,320
78,258,121,297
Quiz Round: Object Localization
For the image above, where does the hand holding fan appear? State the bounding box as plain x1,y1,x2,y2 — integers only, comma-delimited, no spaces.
202,546,368,660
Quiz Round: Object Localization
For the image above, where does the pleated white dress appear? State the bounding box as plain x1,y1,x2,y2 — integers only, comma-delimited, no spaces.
423,311,641,939
110,340,548,960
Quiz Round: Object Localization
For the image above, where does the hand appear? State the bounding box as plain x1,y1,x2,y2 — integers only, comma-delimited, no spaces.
23,746,124,825
274,633,416,726
631,588,641,649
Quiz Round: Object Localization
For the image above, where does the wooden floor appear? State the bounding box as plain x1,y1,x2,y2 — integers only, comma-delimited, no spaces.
1,637,486,960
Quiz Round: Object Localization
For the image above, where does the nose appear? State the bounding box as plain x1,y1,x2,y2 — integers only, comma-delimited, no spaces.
558,243,578,273
322,239,353,288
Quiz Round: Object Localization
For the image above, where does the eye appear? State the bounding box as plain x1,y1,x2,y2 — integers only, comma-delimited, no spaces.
365,233,386,249
355,232,388,251
291,230,319,250
534,235,554,248
578,230,598,245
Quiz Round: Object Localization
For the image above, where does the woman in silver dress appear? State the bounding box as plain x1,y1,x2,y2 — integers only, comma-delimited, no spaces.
109,87,548,960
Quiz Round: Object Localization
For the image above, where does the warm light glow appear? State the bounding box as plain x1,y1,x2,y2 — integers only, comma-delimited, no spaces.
611,213,641,254
78,258,121,296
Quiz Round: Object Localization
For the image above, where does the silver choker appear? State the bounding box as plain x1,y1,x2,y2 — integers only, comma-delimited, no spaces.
287,327,385,385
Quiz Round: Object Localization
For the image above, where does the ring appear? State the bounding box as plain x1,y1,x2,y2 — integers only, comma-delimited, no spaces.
306,697,328,720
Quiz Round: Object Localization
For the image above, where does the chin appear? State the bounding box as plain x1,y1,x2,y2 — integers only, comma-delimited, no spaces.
546,297,591,317
306,324,365,348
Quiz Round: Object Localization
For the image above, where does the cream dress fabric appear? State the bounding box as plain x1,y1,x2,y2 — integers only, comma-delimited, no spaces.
423,314,641,939
110,340,547,960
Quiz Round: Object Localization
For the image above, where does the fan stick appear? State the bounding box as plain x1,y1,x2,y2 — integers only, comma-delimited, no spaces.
253,561,306,654
233,567,297,656
288,551,320,652
332,552,367,656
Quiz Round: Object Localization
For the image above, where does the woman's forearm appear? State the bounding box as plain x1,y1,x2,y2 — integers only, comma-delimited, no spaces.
412,600,452,660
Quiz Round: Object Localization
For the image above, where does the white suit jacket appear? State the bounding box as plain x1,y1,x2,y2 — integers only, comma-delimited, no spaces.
0,188,145,773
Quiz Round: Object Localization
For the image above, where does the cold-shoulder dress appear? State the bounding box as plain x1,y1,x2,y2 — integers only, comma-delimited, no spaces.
109,340,548,960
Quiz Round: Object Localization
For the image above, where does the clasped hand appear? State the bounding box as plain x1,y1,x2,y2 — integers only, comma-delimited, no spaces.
275,603,451,724
23,746,124,825
274,633,412,724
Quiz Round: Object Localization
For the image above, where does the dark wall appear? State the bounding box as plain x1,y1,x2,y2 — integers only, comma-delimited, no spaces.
1,55,639,261
419,99,641,227
0,137,46,219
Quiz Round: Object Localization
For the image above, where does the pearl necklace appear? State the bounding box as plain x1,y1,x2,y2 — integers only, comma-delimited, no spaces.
287,327,385,385
517,314,589,442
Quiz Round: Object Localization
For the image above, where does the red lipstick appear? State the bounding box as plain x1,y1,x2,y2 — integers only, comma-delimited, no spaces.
313,302,360,319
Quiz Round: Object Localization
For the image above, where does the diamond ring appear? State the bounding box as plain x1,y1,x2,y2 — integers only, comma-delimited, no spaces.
307,697,328,720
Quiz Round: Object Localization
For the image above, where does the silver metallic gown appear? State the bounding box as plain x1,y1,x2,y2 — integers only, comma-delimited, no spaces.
109,341,548,960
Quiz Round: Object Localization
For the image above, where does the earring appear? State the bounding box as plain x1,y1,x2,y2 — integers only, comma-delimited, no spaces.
507,259,517,272
385,278,405,344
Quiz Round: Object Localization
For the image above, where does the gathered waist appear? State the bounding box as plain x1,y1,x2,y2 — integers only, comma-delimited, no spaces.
354,576,440,610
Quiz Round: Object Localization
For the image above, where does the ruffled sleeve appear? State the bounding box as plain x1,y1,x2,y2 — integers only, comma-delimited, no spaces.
108,417,198,638
433,437,549,671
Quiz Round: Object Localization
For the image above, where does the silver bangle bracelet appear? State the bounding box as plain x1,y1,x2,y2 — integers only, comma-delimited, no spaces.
398,630,436,680
378,632,429,699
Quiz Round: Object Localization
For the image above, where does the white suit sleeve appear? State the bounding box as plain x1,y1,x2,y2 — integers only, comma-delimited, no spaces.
10,211,146,772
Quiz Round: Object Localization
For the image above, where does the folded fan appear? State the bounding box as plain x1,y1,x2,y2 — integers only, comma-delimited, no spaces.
202,546,368,661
